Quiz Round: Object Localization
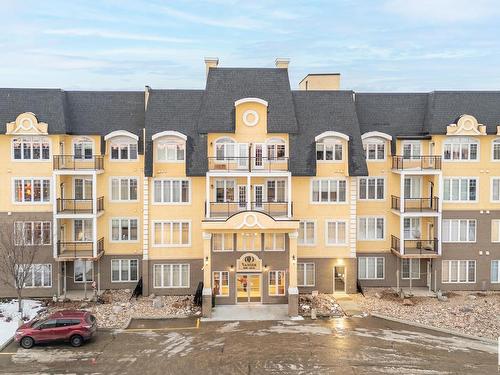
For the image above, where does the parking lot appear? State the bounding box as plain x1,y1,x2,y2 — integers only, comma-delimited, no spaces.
0,316,497,374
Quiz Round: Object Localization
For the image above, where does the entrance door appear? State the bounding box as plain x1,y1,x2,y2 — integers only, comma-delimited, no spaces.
238,185,247,209
236,274,261,303
254,185,263,210
253,144,264,169
333,266,346,293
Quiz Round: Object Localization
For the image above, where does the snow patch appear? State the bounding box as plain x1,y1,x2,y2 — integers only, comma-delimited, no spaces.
0,299,44,347
13,349,100,364
216,321,240,333
159,332,194,358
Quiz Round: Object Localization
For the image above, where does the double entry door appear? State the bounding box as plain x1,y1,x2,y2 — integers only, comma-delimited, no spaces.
236,274,261,303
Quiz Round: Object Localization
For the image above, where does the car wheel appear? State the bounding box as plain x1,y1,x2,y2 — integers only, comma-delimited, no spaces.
70,335,83,347
20,336,34,349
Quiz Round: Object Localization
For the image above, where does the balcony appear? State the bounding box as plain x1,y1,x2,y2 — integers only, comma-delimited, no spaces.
208,157,289,173
391,196,439,213
56,197,104,215
392,156,441,171
53,155,104,171
207,201,290,218
56,237,104,260
391,235,439,257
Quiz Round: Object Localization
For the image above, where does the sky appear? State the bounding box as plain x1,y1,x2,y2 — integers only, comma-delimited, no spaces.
1,0,500,92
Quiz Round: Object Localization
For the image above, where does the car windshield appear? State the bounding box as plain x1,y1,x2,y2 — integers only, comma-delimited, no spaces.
31,319,44,329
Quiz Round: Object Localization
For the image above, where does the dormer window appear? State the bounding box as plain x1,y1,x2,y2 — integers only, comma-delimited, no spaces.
316,139,343,161
152,131,187,162
443,137,478,161
73,137,93,160
267,138,286,160
110,137,138,160
363,138,385,160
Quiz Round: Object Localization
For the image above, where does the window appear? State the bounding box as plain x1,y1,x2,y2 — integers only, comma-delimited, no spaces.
153,221,190,246
443,178,477,202
111,178,138,201
297,263,315,286
213,271,229,296
73,138,93,159
13,178,50,203
326,220,347,245
268,271,285,296
264,233,285,251
443,137,479,161
358,257,384,279
358,217,384,240
111,218,138,241
153,180,190,203
267,139,286,160
492,260,500,283
442,260,476,283
74,178,92,200
212,233,234,252
492,178,500,202
23,264,52,288
363,139,385,160
74,260,93,282
359,178,384,200
266,180,286,202
402,141,421,159
311,179,347,203
215,180,235,202
214,138,237,161
153,264,189,288
111,259,138,282
316,140,343,161
493,139,500,161
404,218,421,239
238,233,261,252
74,219,93,242
402,259,420,279
298,221,315,246
492,220,500,243
12,137,50,160
157,138,185,162
442,219,476,242
110,137,138,160
14,221,51,245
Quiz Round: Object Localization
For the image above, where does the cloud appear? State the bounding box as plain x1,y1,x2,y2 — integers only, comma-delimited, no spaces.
384,0,500,23
43,28,193,43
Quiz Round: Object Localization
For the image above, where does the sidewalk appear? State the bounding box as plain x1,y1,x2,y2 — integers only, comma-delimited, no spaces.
334,294,364,317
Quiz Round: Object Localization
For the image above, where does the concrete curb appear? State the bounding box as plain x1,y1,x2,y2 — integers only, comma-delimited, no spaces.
0,337,14,352
370,313,497,345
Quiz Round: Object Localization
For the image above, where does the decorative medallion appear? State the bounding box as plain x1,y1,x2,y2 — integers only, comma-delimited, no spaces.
242,110,259,127
446,114,486,136
6,112,48,135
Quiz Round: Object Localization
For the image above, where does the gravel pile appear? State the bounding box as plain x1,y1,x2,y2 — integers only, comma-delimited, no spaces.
299,294,344,317
44,290,201,329
355,288,500,340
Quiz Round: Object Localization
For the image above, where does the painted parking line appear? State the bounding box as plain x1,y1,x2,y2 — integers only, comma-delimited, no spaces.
0,352,16,355
123,318,200,333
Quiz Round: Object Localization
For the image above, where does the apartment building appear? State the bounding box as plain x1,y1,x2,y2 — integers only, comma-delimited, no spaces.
1,58,499,317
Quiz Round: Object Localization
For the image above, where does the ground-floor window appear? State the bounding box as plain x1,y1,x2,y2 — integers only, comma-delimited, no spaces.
111,259,138,282
154,264,189,288
74,260,93,282
298,263,315,286
22,264,52,288
213,271,229,296
401,259,420,279
491,260,500,283
268,271,286,296
442,260,476,283
358,257,384,280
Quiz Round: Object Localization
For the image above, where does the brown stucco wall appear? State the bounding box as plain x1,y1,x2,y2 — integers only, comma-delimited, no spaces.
297,257,357,294
148,259,203,295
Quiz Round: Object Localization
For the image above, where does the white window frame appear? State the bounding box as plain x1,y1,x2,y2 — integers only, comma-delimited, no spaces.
443,177,478,202
213,271,229,296
109,137,138,161
153,264,190,288
298,220,316,246
12,136,51,162
491,260,500,283
12,178,51,204
266,179,287,203
358,217,385,241
268,270,286,296
22,264,52,288
401,259,420,279
152,220,191,247
110,177,138,202
442,260,476,283
315,138,343,162
153,179,191,204
297,262,315,287
74,260,93,283
443,137,479,161
214,137,237,161
358,257,385,280
266,138,287,160
492,139,500,161
212,233,234,252
73,137,94,160
358,177,385,200
73,219,93,242
402,140,422,159
325,220,347,246
311,178,347,204
263,233,286,251
156,136,185,162
491,178,500,202
111,259,139,282
214,179,236,202
442,219,476,243
492,220,500,243
363,138,386,161
73,177,93,200
110,218,139,242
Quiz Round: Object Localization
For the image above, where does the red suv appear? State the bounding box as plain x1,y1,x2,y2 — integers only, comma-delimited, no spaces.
15,310,97,349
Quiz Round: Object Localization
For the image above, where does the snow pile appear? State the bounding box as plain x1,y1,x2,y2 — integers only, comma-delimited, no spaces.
0,299,44,347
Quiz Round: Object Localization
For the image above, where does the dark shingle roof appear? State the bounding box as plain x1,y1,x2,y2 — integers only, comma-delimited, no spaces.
198,68,298,133
292,91,368,176
145,89,205,176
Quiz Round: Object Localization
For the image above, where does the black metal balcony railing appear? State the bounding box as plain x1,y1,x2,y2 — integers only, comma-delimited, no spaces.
208,201,290,218
56,196,104,214
56,237,104,259
391,235,438,255
391,155,442,170
391,196,439,212
53,155,104,170
208,157,289,172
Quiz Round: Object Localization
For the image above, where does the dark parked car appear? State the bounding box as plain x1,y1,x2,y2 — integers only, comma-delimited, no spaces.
15,310,97,349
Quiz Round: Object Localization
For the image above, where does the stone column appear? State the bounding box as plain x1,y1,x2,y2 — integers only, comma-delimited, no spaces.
288,231,299,317
202,232,212,318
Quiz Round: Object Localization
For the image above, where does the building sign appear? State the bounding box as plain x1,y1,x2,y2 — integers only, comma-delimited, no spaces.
236,253,262,272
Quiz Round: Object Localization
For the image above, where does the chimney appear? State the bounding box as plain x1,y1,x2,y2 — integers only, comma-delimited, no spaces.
299,73,341,90
204,57,219,76
145,85,151,110
275,58,290,69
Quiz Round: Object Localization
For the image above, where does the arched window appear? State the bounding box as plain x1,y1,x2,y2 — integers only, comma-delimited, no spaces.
266,138,286,160
73,137,94,160
109,136,138,160
215,137,236,160
316,137,343,161
443,136,479,161
493,139,500,161
362,137,385,161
